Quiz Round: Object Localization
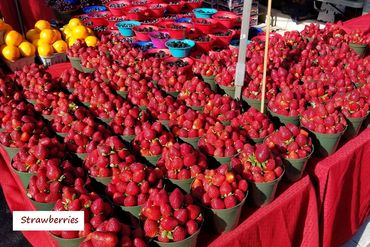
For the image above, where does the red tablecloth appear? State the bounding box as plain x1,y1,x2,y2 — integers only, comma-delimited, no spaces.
0,148,57,247
308,128,370,247
342,13,370,36
201,175,319,247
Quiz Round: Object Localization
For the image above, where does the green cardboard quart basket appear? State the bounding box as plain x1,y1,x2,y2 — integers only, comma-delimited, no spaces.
82,66,96,74
310,129,345,157
249,169,284,207
26,99,36,105
283,148,313,182
49,232,86,247
117,90,128,99
159,120,170,130
242,96,267,112
268,109,300,126
166,91,179,98
120,135,135,142
179,136,199,148
169,177,195,194
91,176,112,186
189,105,204,112
219,85,235,98
12,167,35,189
41,114,54,121
76,152,87,160
0,144,19,160
349,43,367,56
120,204,142,219
213,155,232,165
68,56,83,72
153,226,201,247
201,75,216,91
207,196,247,233
344,115,367,140
143,155,161,166
29,198,55,211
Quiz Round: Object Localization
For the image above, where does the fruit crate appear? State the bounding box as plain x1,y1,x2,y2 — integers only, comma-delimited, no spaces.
3,56,35,72
39,53,67,67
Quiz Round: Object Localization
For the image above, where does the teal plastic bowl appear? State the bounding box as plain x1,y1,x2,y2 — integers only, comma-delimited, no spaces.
165,39,195,58
193,8,217,18
116,21,141,37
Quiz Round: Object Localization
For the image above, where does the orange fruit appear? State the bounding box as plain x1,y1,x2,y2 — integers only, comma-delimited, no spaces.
68,18,82,29
85,36,98,47
35,20,51,31
39,29,56,44
4,30,23,46
37,43,54,57
26,29,40,41
52,29,62,41
52,40,67,53
2,23,13,33
18,41,36,57
2,45,20,61
72,26,88,39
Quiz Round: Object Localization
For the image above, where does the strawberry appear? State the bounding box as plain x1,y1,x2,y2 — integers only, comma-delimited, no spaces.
224,195,238,208
106,218,121,233
144,219,159,238
91,198,104,215
211,198,225,209
186,205,201,220
169,188,184,209
208,185,220,199
160,217,178,231
186,220,199,235
174,209,188,224
144,205,161,221
90,232,119,247
172,226,187,241
219,181,232,196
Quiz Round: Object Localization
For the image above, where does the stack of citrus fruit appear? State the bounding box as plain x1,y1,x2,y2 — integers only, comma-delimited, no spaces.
0,20,36,62
26,20,68,57
61,18,98,47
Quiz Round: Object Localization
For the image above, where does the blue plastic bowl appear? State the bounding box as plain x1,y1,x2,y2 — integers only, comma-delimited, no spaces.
64,0,80,4
132,41,154,51
116,21,141,37
175,18,192,23
165,39,195,58
83,5,107,14
193,8,217,18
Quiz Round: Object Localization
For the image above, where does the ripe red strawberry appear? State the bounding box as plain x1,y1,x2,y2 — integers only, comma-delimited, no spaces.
211,198,225,209
224,195,238,208
160,217,178,231
219,181,232,196
186,220,198,235
174,208,188,224
106,218,121,233
145,205,161,221
172,226,187,242
169,188,184,209
90,232,119,247
208,185,220,199
144,219,159,238
91,198,104,215
186,204,201,220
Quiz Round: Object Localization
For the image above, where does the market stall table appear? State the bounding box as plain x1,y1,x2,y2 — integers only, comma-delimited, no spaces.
200,175,319,247
308,128,370,247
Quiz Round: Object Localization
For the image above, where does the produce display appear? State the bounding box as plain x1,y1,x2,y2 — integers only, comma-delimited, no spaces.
0,9,369,247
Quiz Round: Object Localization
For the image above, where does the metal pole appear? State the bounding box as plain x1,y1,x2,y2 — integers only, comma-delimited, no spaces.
234,0,253,100
14,0,26,36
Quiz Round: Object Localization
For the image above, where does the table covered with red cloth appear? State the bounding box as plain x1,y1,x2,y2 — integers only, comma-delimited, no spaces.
308,128,370,247
0,145,319,247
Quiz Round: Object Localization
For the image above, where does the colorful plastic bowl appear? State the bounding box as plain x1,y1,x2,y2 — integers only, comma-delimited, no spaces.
133,25,159,41
149,31,171,48
132,41,154,51
175,17,192,23
193,8,217,18
106,0,131,16
82,5,107,14
212,11,239,29
165,39,195,58
116,21,141,36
